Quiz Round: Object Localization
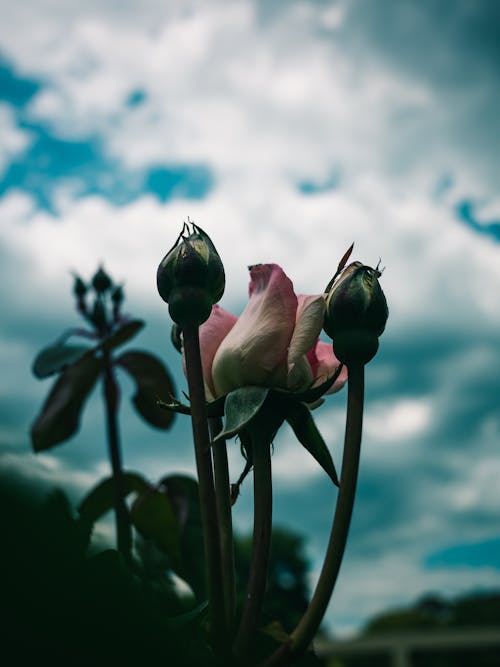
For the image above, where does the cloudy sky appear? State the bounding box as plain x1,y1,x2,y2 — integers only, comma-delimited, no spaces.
1,0,500,637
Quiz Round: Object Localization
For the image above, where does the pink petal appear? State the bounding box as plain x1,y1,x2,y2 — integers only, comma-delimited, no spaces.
212,264,297,396
308,340,348,394
287,294,326,390
192,305,237,399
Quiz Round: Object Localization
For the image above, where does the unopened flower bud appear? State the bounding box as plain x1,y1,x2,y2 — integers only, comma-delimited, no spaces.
157,223,225,325
324,262,388,365
111,284,124,305
92,266,112,294
73,275,87,298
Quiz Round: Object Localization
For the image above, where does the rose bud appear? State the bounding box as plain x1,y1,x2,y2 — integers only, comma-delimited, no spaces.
92,266,113,294
72,275,88,315
157,223,225,326
111,284,124,306
324,262,388,365
73,275,87,298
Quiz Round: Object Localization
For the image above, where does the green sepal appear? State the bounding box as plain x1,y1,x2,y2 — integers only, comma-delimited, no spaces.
213,386,270,441
284,401,339,486
292,363,344,404
32,343,93,379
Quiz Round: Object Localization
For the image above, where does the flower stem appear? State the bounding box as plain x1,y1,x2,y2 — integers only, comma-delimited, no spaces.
102,353,132,563
260,362,365,667
182,322,226,649
234,431,273,661
210,416,237,636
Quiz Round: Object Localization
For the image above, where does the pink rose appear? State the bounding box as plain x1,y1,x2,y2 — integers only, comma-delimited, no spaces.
196,264,347,401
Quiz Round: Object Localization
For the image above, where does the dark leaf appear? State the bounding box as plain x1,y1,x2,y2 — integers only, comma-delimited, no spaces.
78,472,151,525
165,600,208,629
131,489,182,568
160,475,206,600
99,319,144,351
31,354,102,451
213,386,270,441
116,350,175,429
56,327,97,344
32,344,93,379
284,401,339,486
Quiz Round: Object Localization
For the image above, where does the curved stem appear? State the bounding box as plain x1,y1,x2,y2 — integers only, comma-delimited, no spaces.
210,416,237,636
261,362,365,667
102,353,132,562
182,322,226,649
234,432,273,661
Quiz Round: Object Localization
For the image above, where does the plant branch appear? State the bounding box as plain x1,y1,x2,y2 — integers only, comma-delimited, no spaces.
102,352,132,562
260,362,365,667
182,322,226,649
210,416,237,636
234,430,273,662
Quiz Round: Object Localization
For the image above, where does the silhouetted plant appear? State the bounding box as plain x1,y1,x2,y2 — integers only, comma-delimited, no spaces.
31,266,176,560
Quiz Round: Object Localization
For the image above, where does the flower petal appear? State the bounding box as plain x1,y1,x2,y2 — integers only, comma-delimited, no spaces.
197,305,238,399
287,294,326,381
307,340,347,394
212,264,297,396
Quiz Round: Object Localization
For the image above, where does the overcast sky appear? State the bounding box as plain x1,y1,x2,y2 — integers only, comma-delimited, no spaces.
1,0,499,636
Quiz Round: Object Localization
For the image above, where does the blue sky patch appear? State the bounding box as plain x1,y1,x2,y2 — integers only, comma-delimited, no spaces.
0,120,214,212
0,54,41,107
424,537,500,570
125,89,147,108
456,199,500,242
297,170,341,195
0,54,213,213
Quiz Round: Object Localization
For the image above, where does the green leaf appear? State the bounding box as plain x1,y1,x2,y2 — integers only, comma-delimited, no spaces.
31,354,102,451
116,350,176,429
131,489,181,567
165,600,208,629
284,401,339,486
78,472,151,525
32,344,93,379
160,475,206,600
99,319,144,351
213,386,270,441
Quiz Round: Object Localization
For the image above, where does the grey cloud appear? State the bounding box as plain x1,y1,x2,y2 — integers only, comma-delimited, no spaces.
340,0,500,85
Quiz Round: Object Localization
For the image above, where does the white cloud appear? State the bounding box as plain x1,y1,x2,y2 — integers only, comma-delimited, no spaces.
365,398,432,443
1,0,500,638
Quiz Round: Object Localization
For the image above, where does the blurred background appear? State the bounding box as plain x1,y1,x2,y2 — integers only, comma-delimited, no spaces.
1,0,499,652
